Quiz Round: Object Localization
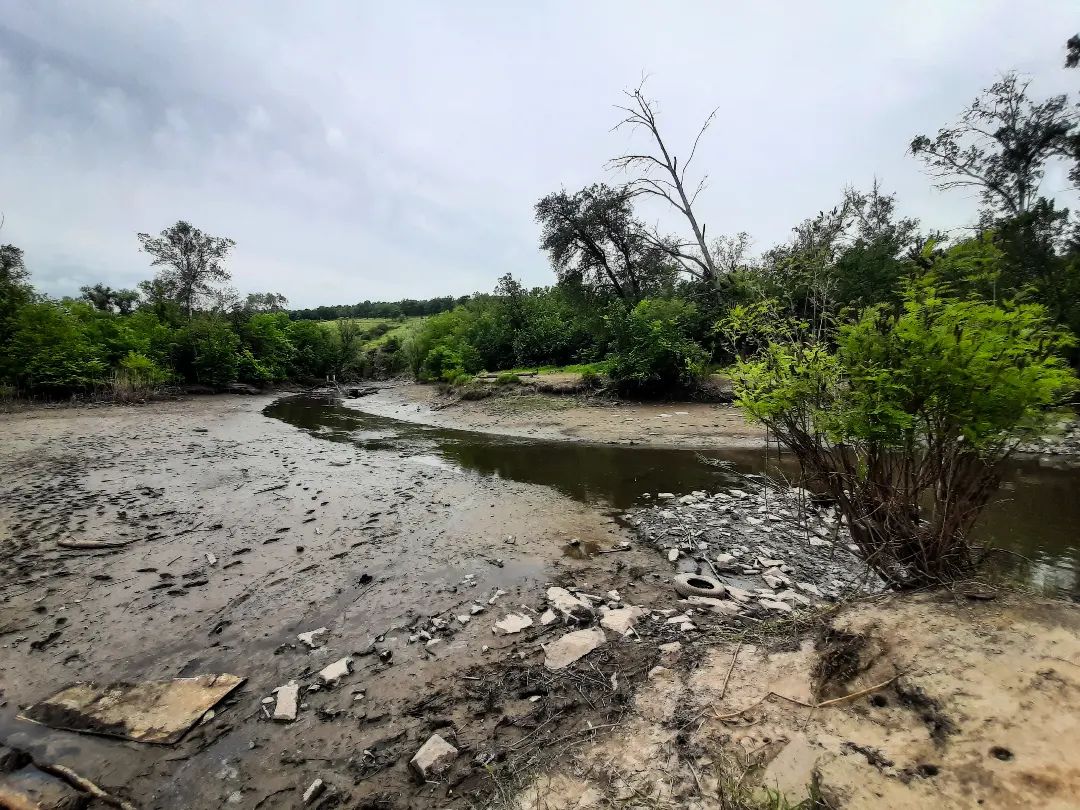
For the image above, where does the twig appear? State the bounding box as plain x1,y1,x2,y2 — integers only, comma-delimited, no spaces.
719,641,742,700
36,762,137,810
712,673,902,720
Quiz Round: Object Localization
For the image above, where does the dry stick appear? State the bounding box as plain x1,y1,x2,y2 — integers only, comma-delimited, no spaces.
719,641,742,701
36,762,138,810
712,674,902,721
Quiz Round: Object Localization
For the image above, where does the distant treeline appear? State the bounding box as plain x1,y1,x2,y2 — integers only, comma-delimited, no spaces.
288,296,468,322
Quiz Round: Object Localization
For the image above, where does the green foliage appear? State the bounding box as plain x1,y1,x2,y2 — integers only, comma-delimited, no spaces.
606,298,708,397
174,317,241,387
727,242,1077,587
240,312,294,381
3,302,109,394
495,372,519,386
421,344,467,383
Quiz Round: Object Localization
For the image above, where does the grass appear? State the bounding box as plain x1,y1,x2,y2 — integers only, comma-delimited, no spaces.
316,315,425,349
487,360,613,377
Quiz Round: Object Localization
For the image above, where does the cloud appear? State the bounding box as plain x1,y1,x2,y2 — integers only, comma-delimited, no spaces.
0,1,1077,307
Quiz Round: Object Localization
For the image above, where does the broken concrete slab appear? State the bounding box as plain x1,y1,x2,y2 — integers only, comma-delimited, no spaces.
318,657,352,686
20,674,245,744
684,595,742,616
0,765,89,810
539,609,557,626
273,681,300,722
297,627,328,649
599,606,646,636
544,628,606,671
545,587,594,620
759,598,794,613
409,734,458,782
493,613,533,635
302,778,326,804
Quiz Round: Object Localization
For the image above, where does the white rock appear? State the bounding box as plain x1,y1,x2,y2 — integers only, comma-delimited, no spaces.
469,604,485,615
546,587,593,618
809,537,832,547
493,613,533,634
599,606,646,636
658,492,676,499
665,613,692,625
795,582,822,596
658,641,682,661
273,681,299,722
679,621,697,632
302,778,325,804
298,627,328,649
409,733,458,781
318,657,352,686
539,609,557,626
759,598,794,613
667,549,680,563
487,588,508,605
455,615,471,626
684,595,741,616
205,553,217,565
544,628,607,670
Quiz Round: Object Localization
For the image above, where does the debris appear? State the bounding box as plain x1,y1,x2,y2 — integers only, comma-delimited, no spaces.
667,549,680,563
297,627,328,649
545,587,594,620
539,609,557,626
302,778,325,804
673,573,726,599
684,595,741,615
493,613,533,635
205,552,217,566
21,674,245,744
57,538,138,551
273,682,300,722
318,658,352,686
409,734,458,782
544,628,606,671
0,765,88,810
599,606,646,636
759,598,794,613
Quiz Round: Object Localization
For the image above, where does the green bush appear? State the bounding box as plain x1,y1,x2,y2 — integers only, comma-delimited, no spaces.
3,302,108,394
175,317,240,387
606,299,708,397
580,368,602,389
495,372,519,385
727,252,1077,588
420,344,465,382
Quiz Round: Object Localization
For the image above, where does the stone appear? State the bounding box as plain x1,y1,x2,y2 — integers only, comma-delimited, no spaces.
658,492,675,499
599,606,646,636
469,604,485,615
318,657,352,686
544,628,607,671
757,557,785,568
493,613,533,634
546,587,594,620
665,613,692,625
648,665,672,679
725,585,752,602
539,609,557,626
759,598,794,613
455,615,471,626
410,734,458,781
297,627,328,649
795,581,822,596
809,537,832,547
667,549,680,563
658,641,682,663
303,778,326,804
679,621,697,632
273,681,299,721
775,589,811,606
684,595,741,615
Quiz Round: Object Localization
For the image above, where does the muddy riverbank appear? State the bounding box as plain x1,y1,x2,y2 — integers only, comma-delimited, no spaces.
1,392,1078,809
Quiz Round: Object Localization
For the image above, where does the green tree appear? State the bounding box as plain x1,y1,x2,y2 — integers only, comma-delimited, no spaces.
137,221,235,317
3,302,108,394
606,298,707,397
724,240,1077,588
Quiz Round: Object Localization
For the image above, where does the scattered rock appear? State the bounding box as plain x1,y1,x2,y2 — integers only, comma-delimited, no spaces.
273,681,300,721
409,734,458,782
546,587,594,621
302,778,326,804
493,613,533,635
544,627,606,671
599,606,646,636
318,657,352,686
539,609,557,626
298,627,328,649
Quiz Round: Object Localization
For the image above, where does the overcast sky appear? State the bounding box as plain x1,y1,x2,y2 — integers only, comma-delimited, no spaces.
1,2,1077,307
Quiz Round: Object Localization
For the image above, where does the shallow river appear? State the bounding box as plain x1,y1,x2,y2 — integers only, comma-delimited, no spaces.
266,394,1080,597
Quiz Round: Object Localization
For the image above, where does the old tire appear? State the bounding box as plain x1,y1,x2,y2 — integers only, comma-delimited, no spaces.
673,573,725,599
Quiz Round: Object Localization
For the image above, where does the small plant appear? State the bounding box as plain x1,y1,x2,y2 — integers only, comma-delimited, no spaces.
495,372,520,386
579,368,602,389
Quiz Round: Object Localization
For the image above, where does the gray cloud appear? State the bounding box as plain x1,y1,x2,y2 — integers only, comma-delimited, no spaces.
1,1,1077,307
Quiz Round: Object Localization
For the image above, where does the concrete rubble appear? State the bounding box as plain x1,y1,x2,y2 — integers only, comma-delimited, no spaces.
544,627,607,671
409,734,458,781
272,681,300,722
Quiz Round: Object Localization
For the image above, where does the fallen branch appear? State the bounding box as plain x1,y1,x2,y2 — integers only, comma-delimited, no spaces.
36,762,138,810
712,673,902,720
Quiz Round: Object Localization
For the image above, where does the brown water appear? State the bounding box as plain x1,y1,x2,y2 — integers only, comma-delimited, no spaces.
265,395,1080,597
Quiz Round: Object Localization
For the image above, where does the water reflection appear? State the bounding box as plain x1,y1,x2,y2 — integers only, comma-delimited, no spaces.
264,395,1079,597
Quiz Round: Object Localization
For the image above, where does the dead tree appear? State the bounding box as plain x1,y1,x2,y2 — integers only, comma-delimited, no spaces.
608,82,720,287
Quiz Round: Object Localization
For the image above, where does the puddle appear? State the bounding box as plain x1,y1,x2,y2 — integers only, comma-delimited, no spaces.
264,394,1080,597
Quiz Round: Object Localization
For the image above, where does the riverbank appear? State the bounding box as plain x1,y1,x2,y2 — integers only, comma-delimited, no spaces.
0,394,1078,809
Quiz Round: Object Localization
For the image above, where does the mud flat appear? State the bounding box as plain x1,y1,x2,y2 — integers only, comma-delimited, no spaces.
1,393,1078,809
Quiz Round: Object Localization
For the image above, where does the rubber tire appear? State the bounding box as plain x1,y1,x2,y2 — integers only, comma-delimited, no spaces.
673,573,725,599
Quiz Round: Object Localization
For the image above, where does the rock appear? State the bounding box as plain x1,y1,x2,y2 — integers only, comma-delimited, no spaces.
658,641,682,663
539,609,557,626
775,589,811,606
658,492,675,499
487,588,508,605
298,627,328,649
409,734,458,782
758,557,785,568
648,665,672,679
302,778,326,804
456,615,471,626
679,621,697,632
725,585,752,602
667,549,680,563
544,628,607,671
809,537,832,547
0,765,88,810
273,681,300,721
685,595,741,615
759,598,794,613
0,745,31,774
665,613,692,625
469,604,485,615
205,552,217,565
546,587,594,620
795,581,822,596
493,613,533,634
599,606,646,636
318,657,352,686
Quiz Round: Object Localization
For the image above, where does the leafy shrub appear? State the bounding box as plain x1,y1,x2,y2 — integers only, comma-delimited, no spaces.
3,302,108,394
580,368,602,389
606,299,708,397
726,261,1077,588
111,351,170,400
495,372,519,386
420,344,465,382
